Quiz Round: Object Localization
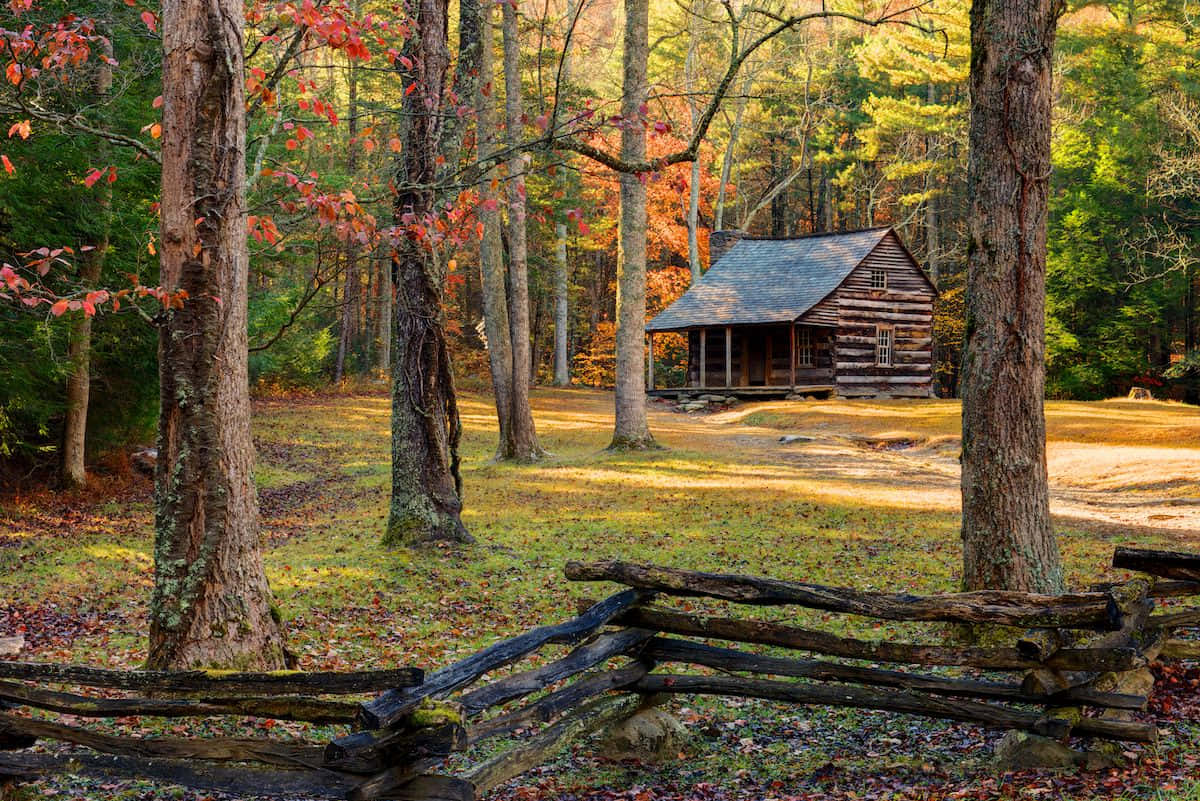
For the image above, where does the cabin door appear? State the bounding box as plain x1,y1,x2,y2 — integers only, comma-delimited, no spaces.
746,331,766,385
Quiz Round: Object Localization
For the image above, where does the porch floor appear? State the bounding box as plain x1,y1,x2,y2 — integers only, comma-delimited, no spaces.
647,385,835,399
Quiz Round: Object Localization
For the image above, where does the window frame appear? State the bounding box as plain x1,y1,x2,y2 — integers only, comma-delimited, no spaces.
875,325,893,367
870,267,887,290
796,327,814,368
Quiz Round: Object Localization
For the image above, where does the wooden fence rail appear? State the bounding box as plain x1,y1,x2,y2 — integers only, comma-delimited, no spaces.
1,546,1199,800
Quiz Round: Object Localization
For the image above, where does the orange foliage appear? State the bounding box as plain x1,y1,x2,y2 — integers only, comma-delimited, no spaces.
574,320,616,387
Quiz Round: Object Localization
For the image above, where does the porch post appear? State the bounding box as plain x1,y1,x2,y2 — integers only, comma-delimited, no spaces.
699,328,707,389
725,326,732,388
790,323,797,389
647,332,654,391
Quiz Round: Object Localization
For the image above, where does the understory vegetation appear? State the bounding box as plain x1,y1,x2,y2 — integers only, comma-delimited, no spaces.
3,389,1199,799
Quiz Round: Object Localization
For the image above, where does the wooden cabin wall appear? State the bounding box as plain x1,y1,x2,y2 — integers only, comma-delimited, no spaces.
687,327,746,388
794,326,836,386
833,234,935,398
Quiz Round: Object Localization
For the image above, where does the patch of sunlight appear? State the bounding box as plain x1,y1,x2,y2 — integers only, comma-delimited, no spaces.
82,544,152,567
254,465,310,489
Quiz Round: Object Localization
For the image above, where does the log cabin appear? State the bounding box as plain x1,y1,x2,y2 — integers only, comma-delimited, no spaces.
645,227,937,398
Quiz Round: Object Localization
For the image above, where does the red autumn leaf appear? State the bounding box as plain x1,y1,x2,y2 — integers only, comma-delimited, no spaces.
1,155,12,175
140,10,157,31
8,120,31,140
50,298,69,317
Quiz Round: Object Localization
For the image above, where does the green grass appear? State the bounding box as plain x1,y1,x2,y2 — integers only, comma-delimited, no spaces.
3,388,1200,798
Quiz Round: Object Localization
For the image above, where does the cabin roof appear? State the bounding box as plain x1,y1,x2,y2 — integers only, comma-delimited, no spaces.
646,227,898,332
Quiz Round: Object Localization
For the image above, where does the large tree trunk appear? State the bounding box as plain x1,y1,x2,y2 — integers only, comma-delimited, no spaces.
150,0,287,669
60,39,114,490
501,0,544,461
474,2,516,458
385,0,472,546
609,0,654,450
959,0,1063,593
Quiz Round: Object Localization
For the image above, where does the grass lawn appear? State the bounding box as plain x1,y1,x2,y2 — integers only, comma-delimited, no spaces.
2,388,1200,799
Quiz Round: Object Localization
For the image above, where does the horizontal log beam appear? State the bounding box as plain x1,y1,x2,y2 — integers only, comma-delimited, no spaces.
598,605,1142,672
359,590,650,731
1161,639,1200,659
836,375,935,385
0,712,327,769
565,562,1120,629
1149,607,1200,629
645,639,1144,709
634,675,1156,743
0,662,421,695
0,680,357,724
840,291,934,303
1114,547,1200,582
0,751,360,799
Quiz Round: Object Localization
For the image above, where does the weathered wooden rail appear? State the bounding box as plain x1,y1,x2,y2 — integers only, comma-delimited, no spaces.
2,546,1199,800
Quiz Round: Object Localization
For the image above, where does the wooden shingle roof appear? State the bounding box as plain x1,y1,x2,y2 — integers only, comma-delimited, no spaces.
646,227,893,332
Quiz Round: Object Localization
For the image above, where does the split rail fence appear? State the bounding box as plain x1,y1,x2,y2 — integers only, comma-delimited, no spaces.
1,546,1199,800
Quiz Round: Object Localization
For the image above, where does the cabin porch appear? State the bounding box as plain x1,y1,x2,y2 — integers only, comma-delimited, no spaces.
646,323,835,396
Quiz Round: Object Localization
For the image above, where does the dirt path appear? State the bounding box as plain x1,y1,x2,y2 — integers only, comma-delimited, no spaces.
645,398,1200,545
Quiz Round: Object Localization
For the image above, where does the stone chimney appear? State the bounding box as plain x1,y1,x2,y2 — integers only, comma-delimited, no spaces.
708,230,745,267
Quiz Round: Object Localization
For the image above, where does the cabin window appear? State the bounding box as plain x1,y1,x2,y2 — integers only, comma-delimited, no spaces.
796,328,813,367
876,326,893,367
870,267,887,290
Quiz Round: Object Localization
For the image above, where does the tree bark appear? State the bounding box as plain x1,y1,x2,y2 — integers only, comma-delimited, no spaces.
551,0,580,387
609,0,655,450
684,0,704,283
552,222,570,385
713,71,752,234
334,55,361,384
960,0,1063,593
474,2,517,458
385,0,471,546
150,0,287,669
501,0,544,461
60,37,114,490
377,248,391,375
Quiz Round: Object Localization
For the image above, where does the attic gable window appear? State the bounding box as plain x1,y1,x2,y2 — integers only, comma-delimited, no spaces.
870,267,887,290
876,326,893,367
